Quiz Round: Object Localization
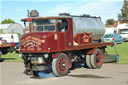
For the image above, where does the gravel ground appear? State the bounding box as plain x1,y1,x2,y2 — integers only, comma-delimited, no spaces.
0,62,128,85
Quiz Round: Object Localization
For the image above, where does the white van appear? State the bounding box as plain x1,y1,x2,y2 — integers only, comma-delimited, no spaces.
117,24,128,41
0,34,19,43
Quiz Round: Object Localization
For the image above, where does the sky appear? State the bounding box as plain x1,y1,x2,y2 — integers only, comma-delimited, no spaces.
0,0,124,25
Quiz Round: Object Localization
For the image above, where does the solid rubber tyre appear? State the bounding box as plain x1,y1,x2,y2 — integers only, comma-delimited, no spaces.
90,49,103,69
0,51,3,62
86,55,92,69
52,53,69,77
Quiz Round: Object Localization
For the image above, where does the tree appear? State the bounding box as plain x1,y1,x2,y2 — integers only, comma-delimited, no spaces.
105,19,115,25
1,19,15,24
121,0,128,17
118,0,128,23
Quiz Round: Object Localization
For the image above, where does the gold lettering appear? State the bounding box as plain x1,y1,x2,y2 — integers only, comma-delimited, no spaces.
32,37,41,42
83,35,89,42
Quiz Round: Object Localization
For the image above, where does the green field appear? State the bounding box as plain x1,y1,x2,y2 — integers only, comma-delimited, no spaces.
1,42,128,64
106,42,128,64
1,52,23,62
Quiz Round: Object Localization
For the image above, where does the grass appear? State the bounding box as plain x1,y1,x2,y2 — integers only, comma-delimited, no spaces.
106,42,128,64
1,42,128,64
1,52,23,62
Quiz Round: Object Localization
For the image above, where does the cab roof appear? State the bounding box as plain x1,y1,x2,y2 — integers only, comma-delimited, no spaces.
21,16,72,21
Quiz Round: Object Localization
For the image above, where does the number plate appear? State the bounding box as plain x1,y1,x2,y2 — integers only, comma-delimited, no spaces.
106,40,110,42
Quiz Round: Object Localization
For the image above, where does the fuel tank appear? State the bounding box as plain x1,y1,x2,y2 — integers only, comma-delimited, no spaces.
72,17,105,40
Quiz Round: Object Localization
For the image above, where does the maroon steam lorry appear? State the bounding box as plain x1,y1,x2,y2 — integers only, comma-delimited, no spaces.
20,10,113,77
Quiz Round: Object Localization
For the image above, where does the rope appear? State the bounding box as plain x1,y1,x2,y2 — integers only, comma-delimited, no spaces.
114,45,118,55
113,45,120,63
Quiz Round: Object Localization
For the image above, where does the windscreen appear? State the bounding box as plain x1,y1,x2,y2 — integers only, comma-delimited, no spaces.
120,29,128,34
24,21,29,33
104,34,113,38
32,19,56,32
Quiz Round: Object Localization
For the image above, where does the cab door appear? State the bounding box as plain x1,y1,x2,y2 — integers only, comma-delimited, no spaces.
57,18,73,51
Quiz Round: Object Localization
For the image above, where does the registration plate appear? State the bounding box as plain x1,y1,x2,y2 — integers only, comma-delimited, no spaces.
105,40,110,42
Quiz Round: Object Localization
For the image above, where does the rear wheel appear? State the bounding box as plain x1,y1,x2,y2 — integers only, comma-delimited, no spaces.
90,49,103,69
86,55,92,69
52,53,69,77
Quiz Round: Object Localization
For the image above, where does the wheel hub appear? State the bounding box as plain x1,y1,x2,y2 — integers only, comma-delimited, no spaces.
62,62,66,68
96,53,102,65
58,57,67,72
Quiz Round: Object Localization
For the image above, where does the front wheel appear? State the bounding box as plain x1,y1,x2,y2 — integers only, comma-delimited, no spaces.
52,53,69,77
0,51,3,62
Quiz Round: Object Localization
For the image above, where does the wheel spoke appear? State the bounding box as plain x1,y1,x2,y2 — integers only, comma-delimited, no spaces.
96,53,102,65
58,57,67,72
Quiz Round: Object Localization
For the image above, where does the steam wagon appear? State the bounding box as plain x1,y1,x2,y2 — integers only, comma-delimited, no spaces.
20,11,113,77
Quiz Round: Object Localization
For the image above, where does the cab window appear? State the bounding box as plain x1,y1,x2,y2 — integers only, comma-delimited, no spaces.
58,19,68,32
32,19,56,32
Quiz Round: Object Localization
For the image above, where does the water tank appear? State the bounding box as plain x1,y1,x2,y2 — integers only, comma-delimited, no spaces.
73,17,105,40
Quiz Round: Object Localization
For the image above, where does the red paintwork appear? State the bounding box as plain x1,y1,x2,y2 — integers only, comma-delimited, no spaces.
74,42,113,50
87,48,96,55
74,33,93,45
52,52,60,58
58,18,73,51
102,49,105,58
58,57,67,73
96,53,102,66
20,17,113,54
21,32,58,53
67,54,72,68
21,18,74,53
52,52,72,68
26,18,32,22
0,43,15,48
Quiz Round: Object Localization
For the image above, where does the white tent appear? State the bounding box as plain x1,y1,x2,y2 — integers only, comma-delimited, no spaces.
0,23,24,35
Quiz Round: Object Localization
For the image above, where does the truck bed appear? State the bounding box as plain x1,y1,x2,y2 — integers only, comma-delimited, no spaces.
74,42,113,50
